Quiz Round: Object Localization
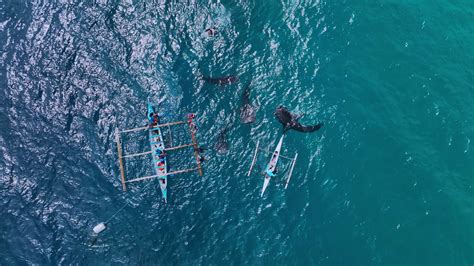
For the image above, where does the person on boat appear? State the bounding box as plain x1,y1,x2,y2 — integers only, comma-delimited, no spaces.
189,122,198,132
148,112,155,124
266,168,276,177
148,114,158,129
186,113,198,132
195,147,206,153
155,148,163,156
199,155,206,163
159,151,166,159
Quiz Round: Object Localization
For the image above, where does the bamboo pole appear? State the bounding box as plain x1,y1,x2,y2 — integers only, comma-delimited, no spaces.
247,140,260,176
257,148,293,160
126,174,161,183
115,129,127,191
126,168,199,183
188,118,203,176
168,124,173,148
121,121,186,134
121,150,152,158
168,167,199,176
120,126,147,133
164,143,193,152
285,153,298,189
122,143,193,159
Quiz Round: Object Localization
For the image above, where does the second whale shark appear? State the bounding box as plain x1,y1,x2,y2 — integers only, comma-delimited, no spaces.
274,106,323,134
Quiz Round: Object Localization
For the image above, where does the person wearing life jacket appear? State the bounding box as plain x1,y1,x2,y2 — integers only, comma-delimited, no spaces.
155,148,162,156
159,151,166,160
148,112,155,124
266,168,276,177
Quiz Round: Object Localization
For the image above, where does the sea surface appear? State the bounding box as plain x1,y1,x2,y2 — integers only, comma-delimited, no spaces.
1,0,473,265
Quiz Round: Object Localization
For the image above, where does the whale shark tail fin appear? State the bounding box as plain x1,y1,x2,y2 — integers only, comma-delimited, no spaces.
290,123,323,133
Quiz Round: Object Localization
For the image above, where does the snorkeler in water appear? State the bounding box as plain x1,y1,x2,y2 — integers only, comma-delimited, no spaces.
205,27,218,36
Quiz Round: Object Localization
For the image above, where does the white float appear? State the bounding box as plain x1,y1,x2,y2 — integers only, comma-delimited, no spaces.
93,222,106,234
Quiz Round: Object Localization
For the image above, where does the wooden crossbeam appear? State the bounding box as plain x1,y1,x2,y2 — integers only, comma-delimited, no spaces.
126,174,161,183
120,121,186,133
120,126,147,134
121,144,194,159
258,148,293,160
121,150,152,158
165,143,194,152
126,167,199,183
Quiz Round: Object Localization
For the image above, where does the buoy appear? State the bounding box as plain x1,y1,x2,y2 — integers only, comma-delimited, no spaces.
93,222,107,234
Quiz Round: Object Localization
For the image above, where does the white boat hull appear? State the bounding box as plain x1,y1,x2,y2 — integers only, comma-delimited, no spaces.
261,135,284,196
148,103,168,203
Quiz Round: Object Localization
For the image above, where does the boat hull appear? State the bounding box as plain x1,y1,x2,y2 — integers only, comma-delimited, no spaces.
261,135,284,196
147,103,168,202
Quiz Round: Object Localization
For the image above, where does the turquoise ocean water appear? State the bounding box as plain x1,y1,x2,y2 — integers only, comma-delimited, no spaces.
1,0,473,264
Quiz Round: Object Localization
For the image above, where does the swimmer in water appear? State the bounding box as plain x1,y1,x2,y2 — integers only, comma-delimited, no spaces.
205,27,218,36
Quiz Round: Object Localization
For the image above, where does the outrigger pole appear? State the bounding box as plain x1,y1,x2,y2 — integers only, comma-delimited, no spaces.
247,140,260,176
126,167,199,183
187,115,203,176
120,143,194,159
115,128,127,192
120,121,187,134
284,153,298,189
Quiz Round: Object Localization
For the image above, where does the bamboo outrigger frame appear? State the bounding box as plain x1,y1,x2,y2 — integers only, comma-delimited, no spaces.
247,138,298,191
115,117,203,192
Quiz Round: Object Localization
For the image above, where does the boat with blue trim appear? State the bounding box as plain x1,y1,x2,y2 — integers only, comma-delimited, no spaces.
147,103,168,203
114,101,204,203
247,135,298,197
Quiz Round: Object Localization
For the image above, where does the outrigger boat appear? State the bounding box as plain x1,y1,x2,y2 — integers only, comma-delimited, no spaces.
147,103,168,202
247,135,298,196
114,101,203,203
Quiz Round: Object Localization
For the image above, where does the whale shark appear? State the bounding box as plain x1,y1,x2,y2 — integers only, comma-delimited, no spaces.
274,106,323,133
